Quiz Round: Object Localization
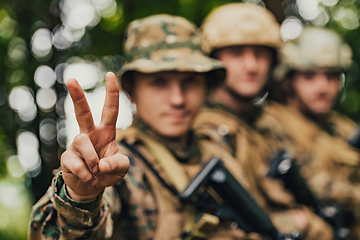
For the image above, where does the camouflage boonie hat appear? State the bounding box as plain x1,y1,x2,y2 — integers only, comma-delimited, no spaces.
119,14,225,92
275,26,352,81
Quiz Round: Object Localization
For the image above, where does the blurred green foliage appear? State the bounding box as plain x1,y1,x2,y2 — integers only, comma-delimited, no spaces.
0,0,360,239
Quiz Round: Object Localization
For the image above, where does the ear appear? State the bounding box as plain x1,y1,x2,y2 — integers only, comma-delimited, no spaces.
121,72,136,103
282,77,294,97
123,91,134,104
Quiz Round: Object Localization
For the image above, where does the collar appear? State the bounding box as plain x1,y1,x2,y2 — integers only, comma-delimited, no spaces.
132,117,202,164
204,101,263,127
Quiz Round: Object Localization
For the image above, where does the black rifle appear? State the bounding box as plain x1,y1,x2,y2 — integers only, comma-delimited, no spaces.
267,151,350,240
121,139,301,240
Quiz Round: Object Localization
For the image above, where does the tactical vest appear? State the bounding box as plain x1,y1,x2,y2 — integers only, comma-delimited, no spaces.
193,107,336,240
258,102,360,170
193,107,296,209
258,102,360,239
116,127,254,240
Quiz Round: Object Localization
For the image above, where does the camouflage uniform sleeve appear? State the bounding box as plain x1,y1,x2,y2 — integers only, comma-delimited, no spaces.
29,171,120,240
303,133,360,215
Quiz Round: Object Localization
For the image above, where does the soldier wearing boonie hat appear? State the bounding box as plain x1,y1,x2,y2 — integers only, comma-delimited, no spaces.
194,3,334,239
258,26,360,239
29,14,273,240
119,14,225,93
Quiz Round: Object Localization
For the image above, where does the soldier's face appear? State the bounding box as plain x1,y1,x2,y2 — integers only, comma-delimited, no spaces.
131,72,206,138
290,68,341,115
216,46,272,98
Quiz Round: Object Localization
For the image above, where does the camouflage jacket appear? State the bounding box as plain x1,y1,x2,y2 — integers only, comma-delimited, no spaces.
257,101,360,215
193,103,334,240
29,121,267,240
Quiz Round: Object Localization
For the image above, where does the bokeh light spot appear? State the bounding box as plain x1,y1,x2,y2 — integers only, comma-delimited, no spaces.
9,86,37,122
36,88,57,112
63,60,103,90
92,0,117,17
6,155,26,178
0,184,22,208
34,65,56,88
9,86,34,112
334,8,359,30
281,17,303,42
0,12,17,39
40,118,57,145
297,0,320,20
31,28,53,58
320,0,338,7
7,37,28,67
53,25,73,50
311,6,329,26
66,3,98,29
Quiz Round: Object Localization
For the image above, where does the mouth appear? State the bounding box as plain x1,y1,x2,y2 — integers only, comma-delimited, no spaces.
164,112,189,123
241,77,258,84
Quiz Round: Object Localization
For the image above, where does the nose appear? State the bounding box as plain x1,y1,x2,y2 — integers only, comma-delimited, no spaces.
243,48,258,71
316,73,331,89
169,82,185,107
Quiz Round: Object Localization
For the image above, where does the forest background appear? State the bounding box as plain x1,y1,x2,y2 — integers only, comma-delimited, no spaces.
0,0,359,239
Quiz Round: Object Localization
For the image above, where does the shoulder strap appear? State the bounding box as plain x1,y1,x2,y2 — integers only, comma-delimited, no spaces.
117,127,219,239
117,127,189,192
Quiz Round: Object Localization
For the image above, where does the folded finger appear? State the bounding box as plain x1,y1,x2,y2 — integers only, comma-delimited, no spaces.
72,134,100,173
101,72,120,127
99,152,129,177
67,78,95,133
61,149,95,183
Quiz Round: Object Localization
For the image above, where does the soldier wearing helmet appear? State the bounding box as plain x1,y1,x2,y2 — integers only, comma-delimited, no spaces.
257,26,360,238
28,14,283,240
194,3,333,239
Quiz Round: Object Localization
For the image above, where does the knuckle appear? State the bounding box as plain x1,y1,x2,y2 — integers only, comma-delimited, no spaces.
60,150,69,163
88,153,99,164
72,164,92,182
73,133,88,146
82,173,93,183
72,163,84,175
60,150,73,167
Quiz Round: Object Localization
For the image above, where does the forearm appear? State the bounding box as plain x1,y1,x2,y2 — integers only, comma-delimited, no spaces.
29,172,116,240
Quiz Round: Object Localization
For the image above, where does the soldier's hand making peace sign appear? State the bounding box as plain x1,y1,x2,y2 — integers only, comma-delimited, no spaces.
61,72,130,201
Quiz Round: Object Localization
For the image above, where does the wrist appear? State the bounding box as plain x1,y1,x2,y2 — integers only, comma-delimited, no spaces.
65,185,101,201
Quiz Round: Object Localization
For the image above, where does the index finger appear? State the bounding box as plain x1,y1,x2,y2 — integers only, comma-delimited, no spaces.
67,78,95,133
100,72,120,127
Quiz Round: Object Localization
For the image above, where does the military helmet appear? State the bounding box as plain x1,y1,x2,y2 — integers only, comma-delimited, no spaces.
275,26,352,80
201,3,281,54
119,14,225,92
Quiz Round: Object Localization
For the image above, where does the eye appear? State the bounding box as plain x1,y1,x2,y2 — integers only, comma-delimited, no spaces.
149,77,168,87
182,75,204,88
301,71,316,80
325,71,341,81
228,47,245,57
253,46,271,58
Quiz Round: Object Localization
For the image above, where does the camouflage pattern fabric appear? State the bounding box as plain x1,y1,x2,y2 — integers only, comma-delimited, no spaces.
257,101,360,238
119,14,225,90
274,26,352,81
193,104,334,240
29,119,267,240
201,3,281,54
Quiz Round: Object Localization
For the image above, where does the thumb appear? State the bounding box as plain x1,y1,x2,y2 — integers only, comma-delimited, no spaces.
99,153,130,176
